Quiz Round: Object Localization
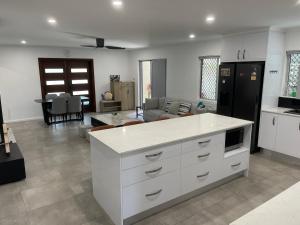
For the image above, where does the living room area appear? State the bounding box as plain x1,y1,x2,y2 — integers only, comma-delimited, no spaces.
2,1,300,225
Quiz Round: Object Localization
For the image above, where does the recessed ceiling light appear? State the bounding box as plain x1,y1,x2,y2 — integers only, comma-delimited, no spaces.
47,18,57,25
206,15,215,24
20,40,27,44
189,34,196,39
112,0,123,8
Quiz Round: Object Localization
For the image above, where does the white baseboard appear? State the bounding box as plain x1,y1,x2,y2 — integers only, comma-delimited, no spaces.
5,116,43,123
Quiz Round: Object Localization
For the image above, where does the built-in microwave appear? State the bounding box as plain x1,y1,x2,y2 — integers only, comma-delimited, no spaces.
225,128,244,152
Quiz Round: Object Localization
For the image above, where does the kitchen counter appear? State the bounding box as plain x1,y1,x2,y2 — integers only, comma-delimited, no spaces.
90,113,253,225
230,182,300,225
89,113,253,154
262,106,300,118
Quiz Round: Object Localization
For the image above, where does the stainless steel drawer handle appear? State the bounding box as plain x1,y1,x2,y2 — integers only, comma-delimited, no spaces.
197,172,210,178
145,152,163,159
145,166,163,175
198,153,210,158
145,189,162,197
198,140,211,145
231,162,241,168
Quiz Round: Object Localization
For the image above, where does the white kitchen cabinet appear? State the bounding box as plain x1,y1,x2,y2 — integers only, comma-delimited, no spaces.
221,31,268,62
258,112,278,150
276,115,300,158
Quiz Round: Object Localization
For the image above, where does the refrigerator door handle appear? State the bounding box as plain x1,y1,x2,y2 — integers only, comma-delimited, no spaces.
243,49,246,60
237,50,241,60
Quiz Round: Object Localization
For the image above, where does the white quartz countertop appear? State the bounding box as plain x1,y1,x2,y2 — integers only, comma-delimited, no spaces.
262,106,300,118
230,182,300,225
89,113,253,155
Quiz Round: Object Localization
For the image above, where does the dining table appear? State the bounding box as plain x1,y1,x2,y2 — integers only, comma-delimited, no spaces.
34,96,89,125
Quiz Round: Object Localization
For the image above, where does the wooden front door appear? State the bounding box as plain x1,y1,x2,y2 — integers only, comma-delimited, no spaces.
38,58,96,112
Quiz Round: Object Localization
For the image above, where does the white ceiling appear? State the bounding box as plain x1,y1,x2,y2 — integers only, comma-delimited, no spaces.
1,0,300,49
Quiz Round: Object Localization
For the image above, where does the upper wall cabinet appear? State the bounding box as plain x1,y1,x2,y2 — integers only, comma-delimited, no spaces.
221,31,269,62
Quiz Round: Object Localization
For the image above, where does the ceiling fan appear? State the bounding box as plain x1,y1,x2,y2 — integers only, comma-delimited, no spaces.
64,32,126,50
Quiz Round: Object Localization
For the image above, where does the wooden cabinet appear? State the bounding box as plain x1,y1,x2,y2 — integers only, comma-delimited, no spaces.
112,81,135,111
221,31,268,62
276,115,300,158
258,112,278,150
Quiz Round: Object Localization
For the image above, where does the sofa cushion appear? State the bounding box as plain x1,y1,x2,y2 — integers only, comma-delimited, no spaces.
143,109,165,122
178,102,192,115
145,98,159,110
158,97,166,111
168,101,180,115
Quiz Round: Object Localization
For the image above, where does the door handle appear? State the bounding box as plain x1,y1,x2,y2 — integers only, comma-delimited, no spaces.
237,50,241,60
197,172,209,178
231,162,241,168
197,153,210,158
198,140,211,145
145,166,163,175
272,117,275,126
145,152,163,160
243,49,246,60
145,189,162,198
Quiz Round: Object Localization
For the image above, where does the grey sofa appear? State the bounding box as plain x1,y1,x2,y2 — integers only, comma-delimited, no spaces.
143,97,216,122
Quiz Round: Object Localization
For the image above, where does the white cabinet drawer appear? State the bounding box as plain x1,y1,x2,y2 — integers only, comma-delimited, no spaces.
222,151,249,178
122,170,180,218
181,161,220,195
121,144,181,170
181,142,223,168
181,133,225,155
121,156,180,187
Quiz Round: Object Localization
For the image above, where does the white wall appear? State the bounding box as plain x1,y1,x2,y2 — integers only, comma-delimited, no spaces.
0,46,131,122
261,30,286,106
128,39,222,104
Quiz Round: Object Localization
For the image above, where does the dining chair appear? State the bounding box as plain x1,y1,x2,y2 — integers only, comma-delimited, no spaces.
47,97,67,123
59,93,71,99
45,94,58,100
90,125,115,132
123,121,144,126
67,96,83,120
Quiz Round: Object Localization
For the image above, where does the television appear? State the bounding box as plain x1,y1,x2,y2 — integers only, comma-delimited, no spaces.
0,96,4,144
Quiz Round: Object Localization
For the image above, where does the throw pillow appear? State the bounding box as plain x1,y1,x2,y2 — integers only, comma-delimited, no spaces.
178,102,192,116
164,99,173,112
145,98,159,110
168,101,180,115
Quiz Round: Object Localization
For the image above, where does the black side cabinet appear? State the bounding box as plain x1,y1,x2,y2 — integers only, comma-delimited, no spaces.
0,143,26,185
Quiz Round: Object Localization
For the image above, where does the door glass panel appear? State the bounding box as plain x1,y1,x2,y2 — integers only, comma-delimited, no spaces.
46,80,65,85
71,68,88,73
72,79,88,84
47,92,65,96
45,68,64,73
73,90,89,96
141,61,151,104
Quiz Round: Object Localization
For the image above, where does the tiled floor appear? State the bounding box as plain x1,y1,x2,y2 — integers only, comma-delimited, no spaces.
2,118,300,225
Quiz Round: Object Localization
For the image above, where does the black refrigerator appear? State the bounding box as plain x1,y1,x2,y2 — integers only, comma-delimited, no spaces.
217,62,265,153
0,96,3,144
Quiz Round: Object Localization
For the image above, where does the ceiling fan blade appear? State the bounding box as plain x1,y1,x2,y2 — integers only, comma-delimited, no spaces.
80,45,97,48
64,31,100,39
105,46,126,50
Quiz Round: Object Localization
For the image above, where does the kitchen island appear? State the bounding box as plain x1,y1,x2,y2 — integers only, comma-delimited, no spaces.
89,113,253,225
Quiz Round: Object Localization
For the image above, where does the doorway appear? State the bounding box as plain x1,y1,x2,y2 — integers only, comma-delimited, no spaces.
38,58,96,112
139,59,167,106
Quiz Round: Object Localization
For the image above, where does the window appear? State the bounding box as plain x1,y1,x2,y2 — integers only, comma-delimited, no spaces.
200,56,220,100
286,51,300,97
46,80,65,85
